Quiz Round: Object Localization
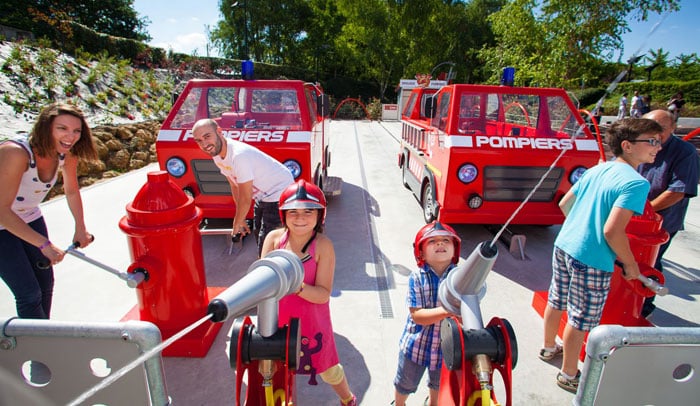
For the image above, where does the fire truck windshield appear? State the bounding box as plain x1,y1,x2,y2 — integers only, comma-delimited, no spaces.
169,86,304,131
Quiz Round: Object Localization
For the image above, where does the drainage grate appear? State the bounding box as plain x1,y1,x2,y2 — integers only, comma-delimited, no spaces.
354,122,394,319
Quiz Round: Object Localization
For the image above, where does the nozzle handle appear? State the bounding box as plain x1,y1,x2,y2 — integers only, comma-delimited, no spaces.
637,274,669,296
615,260,668,296
65,242,145,288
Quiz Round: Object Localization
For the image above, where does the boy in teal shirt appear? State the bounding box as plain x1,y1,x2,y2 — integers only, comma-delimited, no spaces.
541,118,663,393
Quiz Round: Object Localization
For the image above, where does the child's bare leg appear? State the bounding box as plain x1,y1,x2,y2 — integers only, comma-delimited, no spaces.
428,387,440,406
393,390,409,406
330,377,354,403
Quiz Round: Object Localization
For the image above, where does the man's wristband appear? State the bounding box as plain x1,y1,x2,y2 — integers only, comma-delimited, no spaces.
38,240,51,250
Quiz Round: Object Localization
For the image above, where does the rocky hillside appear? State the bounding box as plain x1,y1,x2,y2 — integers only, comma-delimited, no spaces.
0,41,213,198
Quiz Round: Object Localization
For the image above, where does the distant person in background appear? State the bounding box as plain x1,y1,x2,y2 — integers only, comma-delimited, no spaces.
592,106,603,126
638,109,699,318
640,95,652,115
617,93,628,120
0,103,97,319
667,91,685,123
630,90,643,118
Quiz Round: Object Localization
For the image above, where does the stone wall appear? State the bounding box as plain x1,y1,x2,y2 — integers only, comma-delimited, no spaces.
49,120,163,199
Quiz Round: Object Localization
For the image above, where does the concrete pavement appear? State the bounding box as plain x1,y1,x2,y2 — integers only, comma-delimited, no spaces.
1,120,698,405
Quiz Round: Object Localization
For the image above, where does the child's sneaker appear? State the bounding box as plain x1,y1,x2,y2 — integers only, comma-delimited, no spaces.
556,370,581,393
538,344,563,361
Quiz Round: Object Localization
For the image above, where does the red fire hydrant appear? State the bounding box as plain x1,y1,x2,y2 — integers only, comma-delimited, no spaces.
119,171,223,357
599,202,668,327
532,202,669,359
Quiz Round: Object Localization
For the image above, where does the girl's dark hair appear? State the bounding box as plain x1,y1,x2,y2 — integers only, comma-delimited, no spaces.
29,103,98,160
606,118,663,156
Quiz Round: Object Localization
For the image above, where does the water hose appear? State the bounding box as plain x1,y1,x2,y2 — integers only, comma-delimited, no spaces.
467,388,498,406
274,388,287,405
263,385,287,406
265,385,274,406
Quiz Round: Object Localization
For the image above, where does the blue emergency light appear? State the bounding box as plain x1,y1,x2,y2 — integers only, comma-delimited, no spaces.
501,67,515,86
242,60,254,80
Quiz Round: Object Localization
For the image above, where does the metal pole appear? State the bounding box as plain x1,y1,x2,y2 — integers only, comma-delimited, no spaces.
244,0,249,59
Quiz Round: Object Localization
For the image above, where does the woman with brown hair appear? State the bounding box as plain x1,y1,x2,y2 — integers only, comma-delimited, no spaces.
0,103,98,319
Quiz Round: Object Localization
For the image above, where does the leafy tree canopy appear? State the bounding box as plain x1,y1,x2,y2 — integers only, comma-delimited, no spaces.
480,0,680,87
2,0,151,41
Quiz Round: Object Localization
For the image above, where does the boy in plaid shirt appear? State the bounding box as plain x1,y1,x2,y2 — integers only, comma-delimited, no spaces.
393,221,461,406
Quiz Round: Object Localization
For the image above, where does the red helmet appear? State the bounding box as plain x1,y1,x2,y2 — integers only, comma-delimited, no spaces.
278,180,327,224
413,221,461,267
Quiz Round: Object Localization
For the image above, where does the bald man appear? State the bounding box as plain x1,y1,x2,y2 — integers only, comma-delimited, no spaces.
638,109,699,318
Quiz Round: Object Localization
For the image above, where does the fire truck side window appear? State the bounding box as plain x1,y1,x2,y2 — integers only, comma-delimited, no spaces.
432,93,451,131
238,88,248,112
548,96,582,137
486,93,500,121
419,94,432,118
208,88,237,118
403,93,418,117
171,88,203,128
306,89,318,126
459,94,481,118
501,94,537,128
458,94,484,133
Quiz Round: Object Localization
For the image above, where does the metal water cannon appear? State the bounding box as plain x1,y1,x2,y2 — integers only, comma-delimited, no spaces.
119,170,223,357
207,249,304,406
437,241,518,406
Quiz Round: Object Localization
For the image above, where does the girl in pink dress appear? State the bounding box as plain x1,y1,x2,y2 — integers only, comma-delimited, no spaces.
261,180,356,406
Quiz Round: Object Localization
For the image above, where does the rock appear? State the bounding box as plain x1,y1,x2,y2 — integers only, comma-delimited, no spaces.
104,138,125,151
115,126,134,140
49,120,163,198
107,148,132,171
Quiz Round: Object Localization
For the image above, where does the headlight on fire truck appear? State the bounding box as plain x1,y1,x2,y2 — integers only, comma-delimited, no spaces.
569,166,587,185
166,157,187,178
457,164,478,184
283,159,302,179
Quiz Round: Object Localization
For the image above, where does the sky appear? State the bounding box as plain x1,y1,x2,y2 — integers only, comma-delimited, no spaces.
133,0,698,63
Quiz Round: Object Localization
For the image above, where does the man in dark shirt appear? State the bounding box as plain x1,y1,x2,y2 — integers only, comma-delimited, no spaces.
638,109,699,318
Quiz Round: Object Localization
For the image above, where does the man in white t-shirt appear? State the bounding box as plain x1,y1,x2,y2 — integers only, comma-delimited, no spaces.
192,118,294,255
617,93,628,120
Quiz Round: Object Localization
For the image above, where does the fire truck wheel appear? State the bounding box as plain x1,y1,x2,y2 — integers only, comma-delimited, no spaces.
422,183,438,223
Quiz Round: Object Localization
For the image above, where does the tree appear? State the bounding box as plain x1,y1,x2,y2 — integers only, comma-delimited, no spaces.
643,48,669,81
481,0,680,87
2,1,150,41
673,53,700,82
479,0,549,86
211,0,314,64
0,1,36,32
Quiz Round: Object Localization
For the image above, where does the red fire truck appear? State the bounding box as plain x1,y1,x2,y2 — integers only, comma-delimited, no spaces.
398,83,604,225
156,78,340,220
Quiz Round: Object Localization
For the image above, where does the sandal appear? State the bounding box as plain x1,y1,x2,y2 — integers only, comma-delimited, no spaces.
538,344,563,361
556,370,581,393
342,395,356,406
